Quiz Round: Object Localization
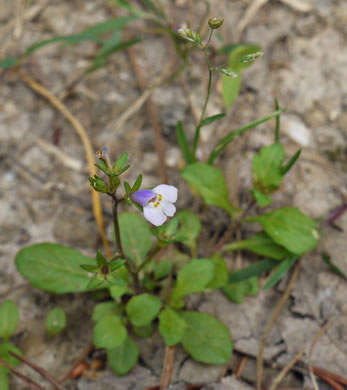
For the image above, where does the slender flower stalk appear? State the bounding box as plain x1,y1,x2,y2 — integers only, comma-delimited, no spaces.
111,196,139,289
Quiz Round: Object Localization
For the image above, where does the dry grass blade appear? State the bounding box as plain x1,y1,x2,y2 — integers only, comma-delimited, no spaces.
234,0,269,40
18,70,111,258
256,260,301,390
269,349,305,390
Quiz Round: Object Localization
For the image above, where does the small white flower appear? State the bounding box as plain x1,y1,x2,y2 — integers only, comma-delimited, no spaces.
131,184,178,226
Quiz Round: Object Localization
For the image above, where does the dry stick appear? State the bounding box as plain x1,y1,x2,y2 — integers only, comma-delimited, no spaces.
312,366,347,387
127,47,168,184
256,261,301,390
235,355,248,378
60,342,93,383
9,352,64,390
314,372,344,390
159,345,176,390
269,349,305,390
307,320,335,390
234,0,269,41
18,70,111,258
0,358,45,390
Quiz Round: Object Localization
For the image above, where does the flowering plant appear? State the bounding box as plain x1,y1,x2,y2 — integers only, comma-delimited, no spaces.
6,6,322,388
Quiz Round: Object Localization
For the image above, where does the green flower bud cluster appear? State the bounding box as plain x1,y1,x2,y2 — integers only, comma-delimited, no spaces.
89,149,130,194
177,27,202,45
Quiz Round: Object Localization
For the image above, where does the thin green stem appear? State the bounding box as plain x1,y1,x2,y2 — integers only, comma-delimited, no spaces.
192,45,213,157
112,197,139,288
137,244,163,272
205,28,213,46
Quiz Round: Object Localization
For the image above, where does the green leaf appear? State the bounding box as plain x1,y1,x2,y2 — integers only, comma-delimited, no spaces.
247,207,319,255
208,109,284,165
126,294,162,327
281,149,302,176
322,253,347,280
16,243,98,293
154,260,173,280
223,277,259,303
93,315,127,349
228,258,278,283
96,251,107,266
221,44,262,109
181,162,237,216
200,113,226,127
263,255,298,289
175,210,201,254
180,311,232,364
222,70,241,109
274,98,280,143
0,367,9,390
252,188,272,207
206,255,229,290
159,308,187,346
223,281,246,303
222,231,290,260
109,285,128,300
0,301,19,341
132,174,143,192
46,307,66,336
113,153,128,172
25,17,137,56
170,259,215,304
80,264,98,272
176,121,193,164
118,213,152,265
124,181,132,194
92,302,123,323
0,344,22,367
132,323,154,338
253,143,285,192
107,336,139,376
0,56,17,69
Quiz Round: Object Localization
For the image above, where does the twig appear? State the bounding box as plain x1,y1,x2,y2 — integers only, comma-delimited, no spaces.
256,260,301,390
127,46,168,183
60,342,93,383
312,366,347,387
9,352,64,390
159,345,176,389
269,349,305,390
234,0,270,41
18,70,111,258
235,355,248,378
314,372,344,390
213,199,256,253
0,358,45,390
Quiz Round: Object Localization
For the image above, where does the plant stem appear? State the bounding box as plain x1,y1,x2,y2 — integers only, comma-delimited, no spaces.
193,45,213,157
112,197,140,289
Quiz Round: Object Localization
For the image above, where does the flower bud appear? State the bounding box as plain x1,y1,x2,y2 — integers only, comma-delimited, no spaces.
177,27,202,45
208,17,224,29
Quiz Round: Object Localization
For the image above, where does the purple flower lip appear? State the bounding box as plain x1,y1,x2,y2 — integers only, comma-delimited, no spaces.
131,189,156,206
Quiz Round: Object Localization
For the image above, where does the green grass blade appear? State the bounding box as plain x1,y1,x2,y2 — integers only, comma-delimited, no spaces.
274,98,280,143
176,121,193,164
208,109,285,165
228,259,278,283
281,149,302,176
263,255,298,290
